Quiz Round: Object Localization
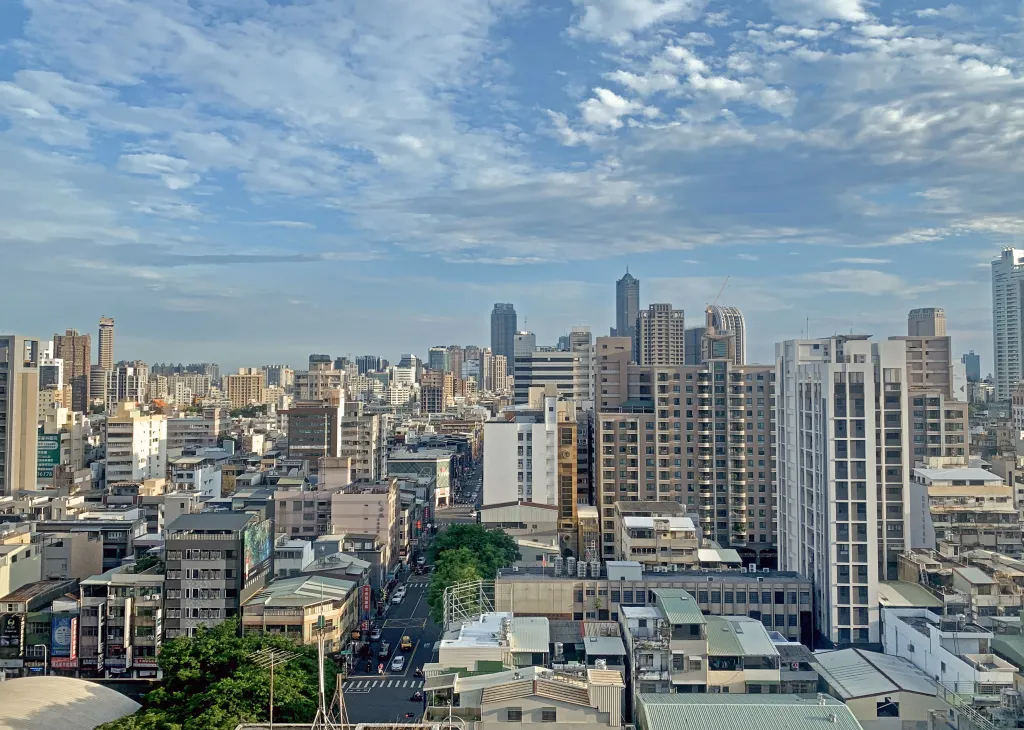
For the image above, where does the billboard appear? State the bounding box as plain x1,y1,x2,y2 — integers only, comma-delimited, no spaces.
242,519,273,582
361,584,372,613
37,428,61,479
51,616,76,658
0,615,24,658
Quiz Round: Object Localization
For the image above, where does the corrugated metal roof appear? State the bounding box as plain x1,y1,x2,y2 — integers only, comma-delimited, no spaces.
812,648,936,700
705,617,742,657
244,576,355,607
728,617,779,657
653,589,706,626
582,636,627,656
638,694,863,730
549,620,584,645
509,617,550,654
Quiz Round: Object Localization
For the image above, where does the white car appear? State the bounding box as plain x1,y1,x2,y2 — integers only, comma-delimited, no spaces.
392,592,404,605
390,655,406,672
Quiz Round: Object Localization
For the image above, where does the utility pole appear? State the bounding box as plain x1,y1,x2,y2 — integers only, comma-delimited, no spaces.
251,647,299,730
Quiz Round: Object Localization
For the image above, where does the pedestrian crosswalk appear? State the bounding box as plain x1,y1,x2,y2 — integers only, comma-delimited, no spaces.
344,678,424,693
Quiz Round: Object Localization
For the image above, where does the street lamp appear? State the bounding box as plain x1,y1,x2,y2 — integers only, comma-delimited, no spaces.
32,644,48,676
251,647,299,730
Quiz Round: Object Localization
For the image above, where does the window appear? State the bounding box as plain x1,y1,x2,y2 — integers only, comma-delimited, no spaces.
689,657,702,671
876,698,899,718
541,709,557,722
507,708,523,722
673,654,685,670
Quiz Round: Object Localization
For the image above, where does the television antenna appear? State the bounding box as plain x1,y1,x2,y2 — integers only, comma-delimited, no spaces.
309,615,350,730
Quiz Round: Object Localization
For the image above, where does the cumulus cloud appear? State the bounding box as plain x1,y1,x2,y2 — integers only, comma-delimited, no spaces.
570,0,708,44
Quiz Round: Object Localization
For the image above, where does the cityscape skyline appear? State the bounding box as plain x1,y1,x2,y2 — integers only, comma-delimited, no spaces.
0,0,1002,370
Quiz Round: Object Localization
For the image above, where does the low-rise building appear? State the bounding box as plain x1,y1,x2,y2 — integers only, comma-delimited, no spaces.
241,575,357,654
617,513,699,570
635,695,865,730
169,456,222,499
0,526,41,598
79,565,164,679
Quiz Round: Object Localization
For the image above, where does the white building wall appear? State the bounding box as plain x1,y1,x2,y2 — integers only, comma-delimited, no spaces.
483,398,559,506
992,248,1024,401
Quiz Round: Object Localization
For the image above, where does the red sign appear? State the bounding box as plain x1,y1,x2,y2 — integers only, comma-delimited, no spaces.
361,584,372,612
69,617,78,661
51,657,79,669
416,520,421,530
424,507,431,521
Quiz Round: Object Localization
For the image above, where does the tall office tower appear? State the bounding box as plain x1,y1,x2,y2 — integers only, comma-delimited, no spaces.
513,331,537,358
557,335,570,352
104,401,167,483
0,336,40,496
479,349,494,391
104,362,149,413
89,364,106,405
513,350,591,408
446,346,465,378
490,303,517,376
635,303,685,366
962,351,981,382
283,403,345,466
613,270,640,353
993,248,1024,400
707,305,746,365
776,334,966,647
98,316,115,370
594,336,776,563
908,307,946,337
355,355,382,375
224,368,266,409
333,356,350,370
684,328,705,364
428,346,449,373
39,353,63,390
53,329,91,412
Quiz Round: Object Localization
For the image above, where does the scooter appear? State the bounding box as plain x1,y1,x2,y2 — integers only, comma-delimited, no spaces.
411,691,423,702
414,667,423,678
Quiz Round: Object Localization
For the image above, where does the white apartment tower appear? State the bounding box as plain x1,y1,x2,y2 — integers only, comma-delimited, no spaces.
483,396,563,505
707,305,746,365
636,304,685,366
105,401,168,484
776,336,931,647
993,248,1024,401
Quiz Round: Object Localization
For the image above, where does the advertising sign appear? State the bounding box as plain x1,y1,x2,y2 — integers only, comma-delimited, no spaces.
361,584,372,613
51,616,74,658
0,615,24,658
242,519,273,582
51,657,79,670
37,428,61,479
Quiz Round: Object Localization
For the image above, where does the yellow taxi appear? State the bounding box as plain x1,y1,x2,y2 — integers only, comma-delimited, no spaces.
400,635,413,651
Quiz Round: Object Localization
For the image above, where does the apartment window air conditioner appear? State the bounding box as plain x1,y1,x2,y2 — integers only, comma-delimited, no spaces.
757,576,764,583
707,576,714,582
762,567,770,573
739,566,747,573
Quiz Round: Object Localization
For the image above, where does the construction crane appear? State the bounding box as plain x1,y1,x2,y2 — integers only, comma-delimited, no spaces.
705,276,730,331
711,276,730,309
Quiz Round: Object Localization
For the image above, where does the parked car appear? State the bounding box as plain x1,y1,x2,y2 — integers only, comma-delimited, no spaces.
390,655,406,672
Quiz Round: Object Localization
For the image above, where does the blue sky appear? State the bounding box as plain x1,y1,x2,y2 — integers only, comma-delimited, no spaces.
0,0,1013,371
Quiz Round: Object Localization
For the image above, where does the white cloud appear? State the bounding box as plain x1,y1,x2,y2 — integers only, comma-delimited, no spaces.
804,269,948,297
570,0,708,44
831,257,892,264
580,88,659,128
767,0,870,24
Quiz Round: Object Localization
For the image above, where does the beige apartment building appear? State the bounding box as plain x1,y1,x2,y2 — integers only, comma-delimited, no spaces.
0,336,40,496
224,368,266,409
615,505,699,571
594,336,776,565
635,304,685,366
241,575,358,653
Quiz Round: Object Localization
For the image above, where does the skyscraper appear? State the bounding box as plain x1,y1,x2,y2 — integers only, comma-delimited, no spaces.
0,336,40,496
491,303,517,376
907,307,946,337
962,351,981,382
707,305,746,365
98,316,115,370
427,346,449,373
635,303,685,365
614,270,640,355
53,329,91,413
992,248,1024,400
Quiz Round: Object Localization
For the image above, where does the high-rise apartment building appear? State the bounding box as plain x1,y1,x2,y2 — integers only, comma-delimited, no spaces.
491,303,517,376
265,365,294,390
284,403,345,466
53,329,91,412
295,366,344,402
446,345,464,379
98,316,115,370
775,334,967,647
104,401,167,484
427,347,449,373
494,356,510,392
164,512,271,638
613,270,640,355
105,361,149,414
224,368,266,409
421,370,454,413
0,336,40,496
908,307,946,337
594,336,776,563
339,405,387,482
707,306,746,365
635,304,685,366
684,328,705,365
993,248,1024,400
962,351,981,382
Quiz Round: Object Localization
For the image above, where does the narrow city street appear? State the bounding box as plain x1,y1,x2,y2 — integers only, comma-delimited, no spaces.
342,577,440,723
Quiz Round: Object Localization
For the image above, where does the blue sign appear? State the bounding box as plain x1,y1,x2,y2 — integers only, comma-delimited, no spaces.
51,616,73,657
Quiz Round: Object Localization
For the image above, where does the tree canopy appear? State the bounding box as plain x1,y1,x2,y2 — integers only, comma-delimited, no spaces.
425,524,520,624
97,619,332,730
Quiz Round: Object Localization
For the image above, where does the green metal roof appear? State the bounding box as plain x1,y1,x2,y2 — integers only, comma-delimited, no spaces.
992,635,1024,672
705,617,742,656
637,694,864,730
653,588,706,626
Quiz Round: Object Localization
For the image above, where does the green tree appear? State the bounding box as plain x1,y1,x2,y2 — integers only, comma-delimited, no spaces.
97,619,331,730
428,524,520,573
426,547,483,624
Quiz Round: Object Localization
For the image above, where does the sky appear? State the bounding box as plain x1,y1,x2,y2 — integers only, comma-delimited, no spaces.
0,0,1014,372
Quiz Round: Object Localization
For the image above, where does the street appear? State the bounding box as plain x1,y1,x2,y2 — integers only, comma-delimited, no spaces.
343,574,440,723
